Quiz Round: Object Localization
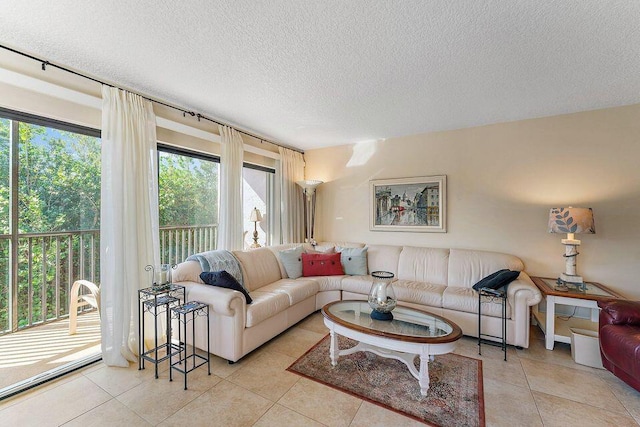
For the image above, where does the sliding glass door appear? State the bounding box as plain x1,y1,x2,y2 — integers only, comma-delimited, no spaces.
0,109,102,399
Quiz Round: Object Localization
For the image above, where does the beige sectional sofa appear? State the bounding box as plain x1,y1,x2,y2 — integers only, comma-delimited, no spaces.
172,242,542,362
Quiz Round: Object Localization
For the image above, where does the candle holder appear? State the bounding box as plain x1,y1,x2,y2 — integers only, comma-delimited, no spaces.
145,264,174,291
368,271,396,321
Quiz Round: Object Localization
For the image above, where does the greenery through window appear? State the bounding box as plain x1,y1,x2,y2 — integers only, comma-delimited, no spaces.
158,148,218,227
158,147,219,263
0,118,8,236
0,113,101,332
18,123,101,232
0,118,9,331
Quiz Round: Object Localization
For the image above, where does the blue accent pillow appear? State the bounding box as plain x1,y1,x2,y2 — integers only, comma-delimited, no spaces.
337,247,368,276
472,269,520,291
278,246,304,279
200,270,252,304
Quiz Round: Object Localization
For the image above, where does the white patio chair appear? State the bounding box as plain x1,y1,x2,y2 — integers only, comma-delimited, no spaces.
69,279,100,335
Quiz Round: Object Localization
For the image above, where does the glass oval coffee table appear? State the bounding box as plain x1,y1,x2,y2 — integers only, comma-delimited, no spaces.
321,300,463,396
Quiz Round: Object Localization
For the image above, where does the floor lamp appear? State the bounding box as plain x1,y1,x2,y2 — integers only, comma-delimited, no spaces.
296,180,323,245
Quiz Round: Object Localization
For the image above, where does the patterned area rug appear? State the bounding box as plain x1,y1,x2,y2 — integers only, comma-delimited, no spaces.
287,335,484,427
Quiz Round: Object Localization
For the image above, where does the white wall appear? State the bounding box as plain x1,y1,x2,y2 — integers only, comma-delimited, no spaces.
304,104,640,298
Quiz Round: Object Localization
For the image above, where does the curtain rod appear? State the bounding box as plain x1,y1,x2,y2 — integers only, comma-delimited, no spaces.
0,44,304,154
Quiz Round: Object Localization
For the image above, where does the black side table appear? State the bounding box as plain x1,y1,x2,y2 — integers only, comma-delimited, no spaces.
138,284,185,378
477,287,507,361
170,301,211,390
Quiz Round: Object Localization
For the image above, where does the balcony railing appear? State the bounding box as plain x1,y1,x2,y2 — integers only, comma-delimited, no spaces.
0,224,217,335
160,225,217,267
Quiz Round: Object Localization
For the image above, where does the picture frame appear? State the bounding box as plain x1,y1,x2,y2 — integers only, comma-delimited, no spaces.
370,175,447,232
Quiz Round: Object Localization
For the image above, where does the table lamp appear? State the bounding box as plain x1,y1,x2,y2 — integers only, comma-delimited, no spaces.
548,207,595,288
250,207,263,248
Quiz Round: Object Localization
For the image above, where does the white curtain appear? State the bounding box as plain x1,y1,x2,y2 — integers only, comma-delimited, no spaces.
100,86,160,367
278,147,305,243
217,125,244,250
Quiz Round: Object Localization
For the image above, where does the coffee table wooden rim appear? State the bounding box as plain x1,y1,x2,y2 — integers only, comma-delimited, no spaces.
321,300,463,344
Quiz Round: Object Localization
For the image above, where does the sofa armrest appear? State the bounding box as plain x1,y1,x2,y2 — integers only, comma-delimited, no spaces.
598,299,640,327
182,282,246,319
506,273,542,307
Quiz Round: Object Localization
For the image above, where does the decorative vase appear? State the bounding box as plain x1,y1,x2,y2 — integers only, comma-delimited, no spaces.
368,271,396,320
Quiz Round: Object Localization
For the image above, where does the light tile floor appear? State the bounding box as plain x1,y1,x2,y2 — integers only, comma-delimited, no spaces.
0,311,101,391
1,312,639,426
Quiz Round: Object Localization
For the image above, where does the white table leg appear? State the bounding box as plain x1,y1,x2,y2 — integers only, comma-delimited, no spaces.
545,295,555,350
418,349,430,396
329,328,338,366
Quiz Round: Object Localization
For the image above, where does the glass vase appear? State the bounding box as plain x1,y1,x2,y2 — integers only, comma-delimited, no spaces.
368,271,396,320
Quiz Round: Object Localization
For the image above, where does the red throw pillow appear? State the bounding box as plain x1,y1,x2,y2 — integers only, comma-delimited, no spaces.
301,252,344,277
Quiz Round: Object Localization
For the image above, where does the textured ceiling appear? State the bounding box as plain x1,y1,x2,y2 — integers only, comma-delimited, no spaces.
1,1,639,151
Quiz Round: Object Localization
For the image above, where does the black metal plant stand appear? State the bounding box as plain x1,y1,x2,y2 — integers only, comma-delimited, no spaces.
138,284,185,378
477,287,507,361
170,301,211,390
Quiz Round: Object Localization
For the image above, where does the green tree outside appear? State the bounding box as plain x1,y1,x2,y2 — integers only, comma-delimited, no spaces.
158,151,218,227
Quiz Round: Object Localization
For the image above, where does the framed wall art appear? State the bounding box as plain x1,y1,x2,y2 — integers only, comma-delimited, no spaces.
370,175,447,232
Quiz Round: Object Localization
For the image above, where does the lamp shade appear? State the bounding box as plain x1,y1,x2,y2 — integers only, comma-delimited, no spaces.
548,207,595,234
296,180,323,196
250,207,262,222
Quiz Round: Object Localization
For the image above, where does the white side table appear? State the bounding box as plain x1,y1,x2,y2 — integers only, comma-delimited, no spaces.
531,277,623,350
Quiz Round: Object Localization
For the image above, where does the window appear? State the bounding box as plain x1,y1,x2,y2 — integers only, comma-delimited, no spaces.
0,110,101,332
0,118,8,236
0,118,9,332
158,146,219,264
243,164,275,248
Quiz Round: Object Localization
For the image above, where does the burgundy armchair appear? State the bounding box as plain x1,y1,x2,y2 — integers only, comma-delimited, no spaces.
598,299,640,392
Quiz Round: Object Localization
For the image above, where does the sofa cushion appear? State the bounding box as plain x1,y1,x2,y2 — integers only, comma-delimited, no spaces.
302,253,344,276
172,260,204,284
314,241,365,249
233,248,282,292
341,275,376,295
366,245,403,277
302,275,346,292
397,246,449,285
277,246,304,279
200,270,252,304
448,249,524,288
305,244,336,254
257,279,320,305
443,286,512,318
245,291,290,327
393,280,447,307
338,246,368,275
